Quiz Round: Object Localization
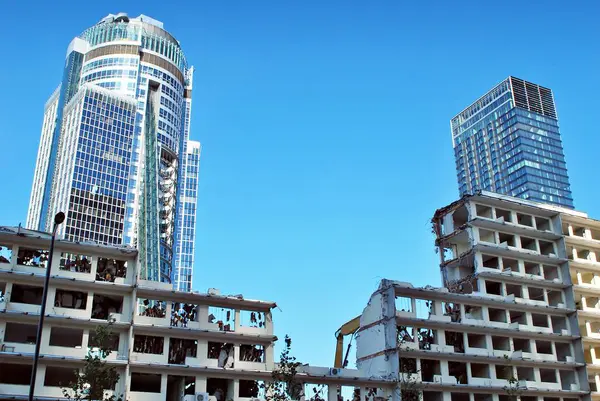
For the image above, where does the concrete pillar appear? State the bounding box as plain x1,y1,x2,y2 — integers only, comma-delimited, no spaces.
195,376,207,393
328,385,338,401
595,373,600,392
234,309,241,331
265,344,275,370
160,374,168,399
163,336,170,361
568,224,574,236
577,272,583,285
197,340,208,362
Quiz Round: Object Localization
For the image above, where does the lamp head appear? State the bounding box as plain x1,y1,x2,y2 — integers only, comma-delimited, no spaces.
54,212,65,225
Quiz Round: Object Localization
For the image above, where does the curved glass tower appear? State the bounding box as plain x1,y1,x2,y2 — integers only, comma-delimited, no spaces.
26,13,200,291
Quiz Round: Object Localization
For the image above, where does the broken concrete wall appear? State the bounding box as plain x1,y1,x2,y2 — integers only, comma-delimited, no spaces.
356,280,398,379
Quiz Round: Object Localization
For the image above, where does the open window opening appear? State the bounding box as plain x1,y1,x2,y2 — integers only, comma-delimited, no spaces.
495,365,514,380
423,392,444,401
168,338,197,364
532,313,549,328
464,305,483,320
89,330,119,353
420,359,441,382
0,363,32,384
476,204,493,219
398,325,415,344
471,363,490,378
418,328,437,350
4,322,37,344
49,327,83,348
517,367,535,381
590,228,600,241
520,236,537,252
96,257,127,282
502,257,519,272
452,205,469,227
495,208,512,222
59,252,92,273
443,302,461,322
92,294,123,320
171,303,198,327
166,375,195,401
567,246,575,260
240,309,267,328
240,344,265,363
10,284,43,305
578,249,593,261
505,284,523,298
448,361,467,384
55,289,87,309
445,331,464,353
540,369,558,383
450,393,469,401
467,333,486,349
488,308,507,323
208,306,235,331
400,357,417,374
442,247,456,262
207,377,233,401
547,290,563,307
131,372,161,393
485,280,503,296
0,244,12,263
543,265,559,281
479,229,496,244
17,247,49,268
539,240,555,256
415,298,434,319
481,254,499,270
524,262,541,276
491,336,510,351
581,271,595,285
239,380,264,398
513,338,531,353
517,213,533,227
560,370,577,391
211,343,234,368
528,286,545,302
138,298,166,318
498,232,516,247
509,310,527,325
133,334,164,355
44,366,77,387
536,340,553,355
396,296,413,313
555,342,572,362
535,217,551,231
473,395,493,401
0,281,5,302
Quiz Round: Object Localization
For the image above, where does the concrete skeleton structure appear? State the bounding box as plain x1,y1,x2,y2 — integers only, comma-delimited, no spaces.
5,192,600,401
0,226,393,401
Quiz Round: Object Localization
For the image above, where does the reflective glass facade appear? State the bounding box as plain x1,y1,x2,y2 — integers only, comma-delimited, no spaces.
451,76,573,208
27,13,200,291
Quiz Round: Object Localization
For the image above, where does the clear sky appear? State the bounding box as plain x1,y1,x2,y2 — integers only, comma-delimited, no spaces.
0,0,599,368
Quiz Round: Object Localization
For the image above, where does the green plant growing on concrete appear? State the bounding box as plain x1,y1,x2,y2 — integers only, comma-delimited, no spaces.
62,319,122,401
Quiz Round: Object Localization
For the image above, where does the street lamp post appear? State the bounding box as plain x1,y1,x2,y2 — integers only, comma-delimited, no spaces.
28,212,65,401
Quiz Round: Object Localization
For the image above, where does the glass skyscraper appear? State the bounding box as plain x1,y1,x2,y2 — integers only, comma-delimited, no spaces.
451,76,573,208
26,13,200,291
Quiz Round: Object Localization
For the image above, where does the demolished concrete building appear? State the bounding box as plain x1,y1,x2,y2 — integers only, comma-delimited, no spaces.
4,190,600,401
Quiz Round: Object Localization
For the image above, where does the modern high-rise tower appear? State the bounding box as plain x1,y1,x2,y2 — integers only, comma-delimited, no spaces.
451,76,573,208
26,13,200,291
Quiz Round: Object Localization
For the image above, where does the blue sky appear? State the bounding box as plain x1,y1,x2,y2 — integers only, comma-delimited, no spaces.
0,1,599,367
